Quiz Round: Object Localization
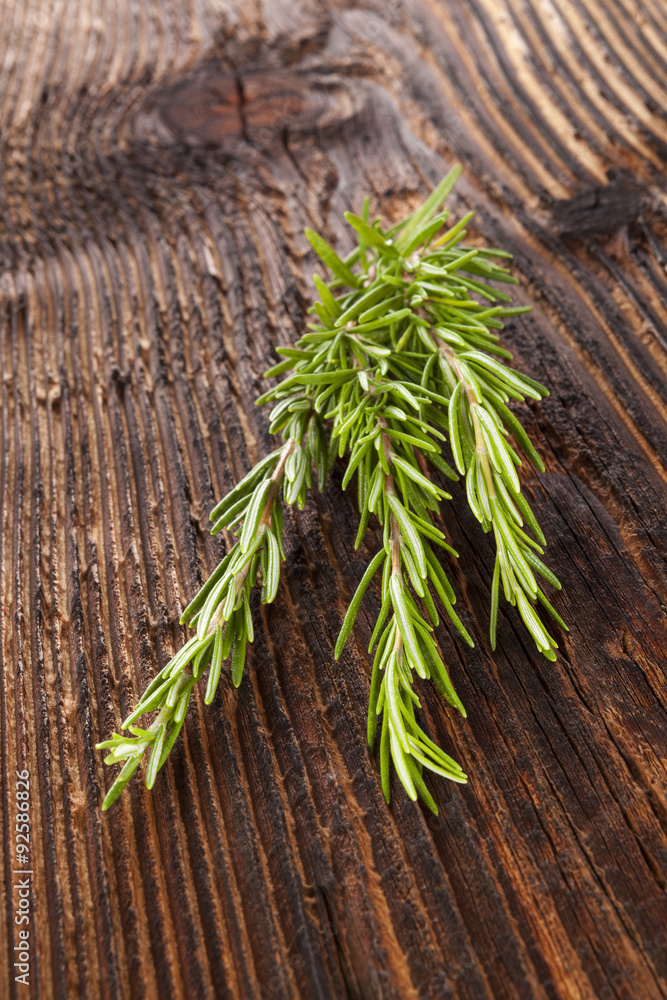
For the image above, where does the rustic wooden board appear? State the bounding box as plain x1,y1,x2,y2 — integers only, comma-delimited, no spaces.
1,1,667,998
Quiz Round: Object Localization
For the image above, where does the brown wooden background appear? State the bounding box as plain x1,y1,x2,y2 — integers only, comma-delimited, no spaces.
1,1,667,998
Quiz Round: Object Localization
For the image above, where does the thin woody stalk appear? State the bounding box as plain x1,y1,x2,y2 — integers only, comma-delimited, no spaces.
99,165,566,812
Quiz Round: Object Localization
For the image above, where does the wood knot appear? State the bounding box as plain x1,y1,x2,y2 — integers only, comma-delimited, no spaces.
552,172,650,239
142,67,360,149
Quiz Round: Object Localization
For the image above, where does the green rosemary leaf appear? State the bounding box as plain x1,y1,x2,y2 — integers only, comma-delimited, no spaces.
209,449,281,521
221,611,236,658
383,428,437,453
394,164,462,251
210,494,251,535
351,308,413,336
355,505,371,549
466,458,484,523
368,591,392,652
535,587,569,631
424,547,457,605
380,711,391,803
205,626,225,704
157,721,184,773
401,543,426,598
335,548,386,659
430,210,474,249
132,663,172,708
389,575,422,666
463,353,543,399
489,556,501,650
386,495,426,577
476,405,521,494
294,371,352,386
511,490,547,545
406,738,467,783
193,637,214,679
197,568,234,639
391,454,449,499
231,630,247,687
305,228,360,288
522,547,561,590
358,293,405,325
367,639,384,752
261,529,282,604
344,212,392,250
405,757,439,815
174,679,196,724
448,381,465,474
516,590,554,652
491,509,537,598
240,480,273,553
475,458,493,522
145,724,167,790
388,382,420,410
409,511,446,545
389,727,418,800
263,358,295,378
313,273,341,319
121,676,173,729
434,584,474,649
401,213,451,258
101,757,142,810
483,390,546,472
421,584,440,628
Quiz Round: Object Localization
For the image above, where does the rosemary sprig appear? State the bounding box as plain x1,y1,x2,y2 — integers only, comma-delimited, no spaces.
98,408,327,808
98,165,566,812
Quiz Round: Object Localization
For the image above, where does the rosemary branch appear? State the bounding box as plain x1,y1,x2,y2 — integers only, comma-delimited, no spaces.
98,164,566,812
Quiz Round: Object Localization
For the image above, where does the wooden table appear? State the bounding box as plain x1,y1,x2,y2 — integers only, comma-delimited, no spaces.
1,1,666,997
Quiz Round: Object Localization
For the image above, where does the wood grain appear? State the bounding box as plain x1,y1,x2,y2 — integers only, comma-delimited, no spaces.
1,1,666,998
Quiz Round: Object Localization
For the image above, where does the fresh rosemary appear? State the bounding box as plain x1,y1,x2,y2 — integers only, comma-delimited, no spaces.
98,165,566,812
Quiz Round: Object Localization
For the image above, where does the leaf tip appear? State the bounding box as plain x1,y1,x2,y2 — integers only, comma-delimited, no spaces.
101,788,118,811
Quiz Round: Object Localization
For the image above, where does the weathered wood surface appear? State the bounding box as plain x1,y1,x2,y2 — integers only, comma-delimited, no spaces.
1,1,667,998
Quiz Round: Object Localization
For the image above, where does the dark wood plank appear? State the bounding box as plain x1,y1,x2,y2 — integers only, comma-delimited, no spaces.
1,1,666,998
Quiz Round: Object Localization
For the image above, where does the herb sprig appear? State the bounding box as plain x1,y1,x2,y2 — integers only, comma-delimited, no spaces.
98,165,566,812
